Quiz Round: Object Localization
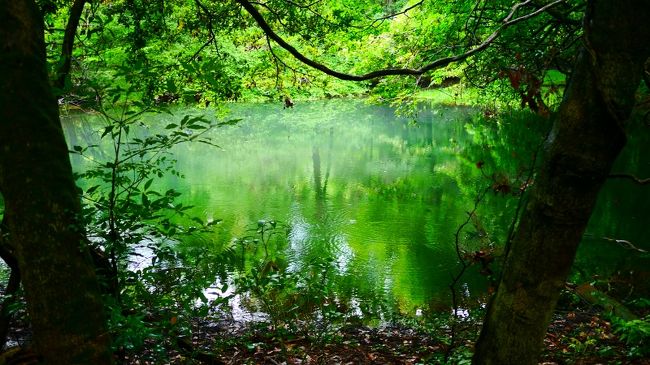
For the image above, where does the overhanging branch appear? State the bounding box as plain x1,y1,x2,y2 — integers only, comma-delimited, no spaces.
235,0,566,81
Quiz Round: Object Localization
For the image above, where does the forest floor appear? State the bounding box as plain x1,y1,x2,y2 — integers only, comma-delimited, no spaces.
2,291,648,364
121,306,649,365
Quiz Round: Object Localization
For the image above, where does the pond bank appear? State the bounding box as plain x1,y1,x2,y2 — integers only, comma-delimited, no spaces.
112,303,647,364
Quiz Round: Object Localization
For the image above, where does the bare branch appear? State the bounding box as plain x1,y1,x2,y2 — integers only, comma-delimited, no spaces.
190,37,216,62
600,236,648,253
265,35,311,82
280,0,323,9
194,0,221,57
235,0,566,81
531,0,581,26
266,35,283,88
447,186,490,361
368,1,424,28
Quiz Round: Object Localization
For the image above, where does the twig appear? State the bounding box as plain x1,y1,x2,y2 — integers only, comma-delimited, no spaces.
266,36,283,89
367,1,424,28
190,36,216,62
599,237,648,253
608,173,650,185
446,186,490,362
280,0,323,9
193,0,221,58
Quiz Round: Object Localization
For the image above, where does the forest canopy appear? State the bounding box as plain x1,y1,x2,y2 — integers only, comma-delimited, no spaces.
44,0,582,107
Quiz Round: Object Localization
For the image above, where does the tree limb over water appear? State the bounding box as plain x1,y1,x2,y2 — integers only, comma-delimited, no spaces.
235,0,567,81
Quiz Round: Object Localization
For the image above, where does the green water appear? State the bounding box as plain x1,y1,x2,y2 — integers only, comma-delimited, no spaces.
62,99,650,317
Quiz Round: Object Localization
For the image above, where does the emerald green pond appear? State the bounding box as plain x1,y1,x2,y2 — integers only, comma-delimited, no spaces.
62,99,650,319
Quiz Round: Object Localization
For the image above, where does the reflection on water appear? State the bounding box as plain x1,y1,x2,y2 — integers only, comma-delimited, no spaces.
62,99,650,318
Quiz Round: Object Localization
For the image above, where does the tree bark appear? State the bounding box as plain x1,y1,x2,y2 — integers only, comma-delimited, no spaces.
473,1,650,364
0,1,113,363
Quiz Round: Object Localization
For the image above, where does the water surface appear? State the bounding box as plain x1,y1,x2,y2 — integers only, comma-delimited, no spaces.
62,99,650,318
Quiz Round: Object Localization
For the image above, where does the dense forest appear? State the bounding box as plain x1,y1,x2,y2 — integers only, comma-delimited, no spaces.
1,0,649,364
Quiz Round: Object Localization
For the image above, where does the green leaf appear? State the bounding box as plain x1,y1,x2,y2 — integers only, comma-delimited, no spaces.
166,79,177,93
217,118,242,127
143,179,153,191
101,125,114,138
85,185,100,195
179,115,190,127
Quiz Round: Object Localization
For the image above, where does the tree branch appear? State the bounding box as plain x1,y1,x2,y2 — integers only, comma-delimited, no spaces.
279,0,323,9
278,0,335,28
609,173,650,185
194,0,221,57
368,1,424,28
235,0,566,81
447,186,490,362
531,0,581,26
600,236,648,253
54,0,89,92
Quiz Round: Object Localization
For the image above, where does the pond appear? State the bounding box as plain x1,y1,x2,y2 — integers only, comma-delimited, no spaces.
62,99,650,321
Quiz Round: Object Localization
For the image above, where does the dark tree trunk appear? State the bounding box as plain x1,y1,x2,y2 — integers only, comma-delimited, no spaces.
473,1,650,364
0,1,113,363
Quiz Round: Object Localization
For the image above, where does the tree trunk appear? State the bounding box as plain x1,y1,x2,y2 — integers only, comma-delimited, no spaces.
0,1,113,363
473,1,650,364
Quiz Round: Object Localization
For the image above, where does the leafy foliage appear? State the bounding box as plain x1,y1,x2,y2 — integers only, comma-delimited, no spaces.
233,220,347,346
612,314,650,358
19,0,648,362
66,85,241,360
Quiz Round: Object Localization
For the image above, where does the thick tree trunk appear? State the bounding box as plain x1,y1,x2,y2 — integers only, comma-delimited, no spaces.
473,1,650,364
0,1,113,364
